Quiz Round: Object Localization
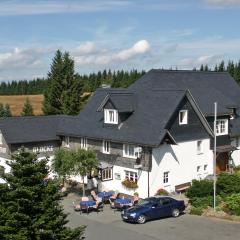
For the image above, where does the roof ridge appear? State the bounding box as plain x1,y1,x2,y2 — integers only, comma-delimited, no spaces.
151,69,229,74
0,114,65,120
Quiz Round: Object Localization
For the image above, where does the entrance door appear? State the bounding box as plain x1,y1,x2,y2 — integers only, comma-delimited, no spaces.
216,152,228,174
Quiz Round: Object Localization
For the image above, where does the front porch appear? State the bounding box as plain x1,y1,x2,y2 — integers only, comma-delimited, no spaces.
216,145,236,174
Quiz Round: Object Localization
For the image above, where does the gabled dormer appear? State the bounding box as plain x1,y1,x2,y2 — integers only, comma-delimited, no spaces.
97,92,135,126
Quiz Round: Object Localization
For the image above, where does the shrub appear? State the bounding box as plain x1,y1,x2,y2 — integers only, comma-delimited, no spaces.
225,193,240,216
217,173,240,197
155,188,169,196
189,207,203,216
186,179,213,198
190,195,222,209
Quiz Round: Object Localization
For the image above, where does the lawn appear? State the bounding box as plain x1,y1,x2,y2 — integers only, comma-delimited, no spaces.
0,94,44,116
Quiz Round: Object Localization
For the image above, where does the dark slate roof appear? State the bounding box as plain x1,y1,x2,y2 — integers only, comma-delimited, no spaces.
0,115,64,144
108,93,134,112
57,88,187,146
97,92,135,113
129,70,240,116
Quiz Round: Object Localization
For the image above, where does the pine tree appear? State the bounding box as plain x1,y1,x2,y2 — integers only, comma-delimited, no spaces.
42,50,64,115
61,52,83,115
3,104,12,117
21,97,34,116
42,50,84,115
0,148,85,239
0,103,4,117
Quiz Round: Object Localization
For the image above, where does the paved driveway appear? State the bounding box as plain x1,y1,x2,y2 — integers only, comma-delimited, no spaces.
63,197,240,240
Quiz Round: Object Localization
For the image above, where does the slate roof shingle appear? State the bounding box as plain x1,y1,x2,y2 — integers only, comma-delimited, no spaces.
129,70,240,116
0,115,64,144
57,88,187,146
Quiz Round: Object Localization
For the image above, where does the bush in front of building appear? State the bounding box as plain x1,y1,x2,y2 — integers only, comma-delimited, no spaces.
189,207,204,216
190,195,222,209
217,172,240,197
155,188,169,196
225,193,240,216
186,179,213,198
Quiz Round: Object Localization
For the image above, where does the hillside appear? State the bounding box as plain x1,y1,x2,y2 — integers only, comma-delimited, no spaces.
0,95,44,116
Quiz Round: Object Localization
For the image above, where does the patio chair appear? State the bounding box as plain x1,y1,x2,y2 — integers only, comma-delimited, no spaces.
109,192,121,208
91,190,103,203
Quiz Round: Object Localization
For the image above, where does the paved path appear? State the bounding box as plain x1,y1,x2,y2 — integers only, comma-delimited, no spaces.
63,197,240,240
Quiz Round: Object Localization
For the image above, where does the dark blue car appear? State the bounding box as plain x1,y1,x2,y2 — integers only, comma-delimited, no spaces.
121,196,185,224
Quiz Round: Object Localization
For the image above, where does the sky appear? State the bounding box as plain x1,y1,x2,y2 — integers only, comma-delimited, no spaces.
0,0,240,81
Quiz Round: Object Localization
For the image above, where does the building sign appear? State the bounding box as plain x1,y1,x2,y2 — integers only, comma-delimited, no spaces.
33,146,53,153
0,147,7,153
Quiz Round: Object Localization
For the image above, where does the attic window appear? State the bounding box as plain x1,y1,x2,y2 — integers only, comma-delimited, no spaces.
179,110,188,125
104,109,118,124
216,119,228,136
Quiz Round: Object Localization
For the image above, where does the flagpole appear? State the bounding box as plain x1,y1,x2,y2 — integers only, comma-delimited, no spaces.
213,102,217,212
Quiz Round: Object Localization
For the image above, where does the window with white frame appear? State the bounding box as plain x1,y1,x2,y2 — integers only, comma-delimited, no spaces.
123,144,141,158
63,136,70,147
197,166,201,172
216,119,228,136
125,170,138,182
197,140,203,154
163,171,169,184
179,110,188,125
104,109,118,124
102,140,110,154
81,138,88,150
101,168,113,181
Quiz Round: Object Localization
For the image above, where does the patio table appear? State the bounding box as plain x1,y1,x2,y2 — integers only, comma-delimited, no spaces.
97,191,113,198
79,200,96,213
80,200,96,207
115,198,132,205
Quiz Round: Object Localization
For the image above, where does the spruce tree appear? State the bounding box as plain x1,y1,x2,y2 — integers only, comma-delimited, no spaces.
21,97,34,116
61,52,83,115
0,148,85,240
0,103,4,117
42,50,64,115
43,50,83,115
3,104,12,117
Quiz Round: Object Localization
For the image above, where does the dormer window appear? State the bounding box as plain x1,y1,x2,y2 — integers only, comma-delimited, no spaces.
179,110,188,125
104,109,118,124
216,119,228,136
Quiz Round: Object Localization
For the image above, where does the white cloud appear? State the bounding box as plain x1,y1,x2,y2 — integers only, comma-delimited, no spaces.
179,54,223,68
204,0,240,6
0,47,50,71
0,0,131,16
75,42,97,55
73,40,151,65
115,40,150,60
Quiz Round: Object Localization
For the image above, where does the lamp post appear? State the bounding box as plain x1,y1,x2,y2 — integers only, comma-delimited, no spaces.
213,102,217,212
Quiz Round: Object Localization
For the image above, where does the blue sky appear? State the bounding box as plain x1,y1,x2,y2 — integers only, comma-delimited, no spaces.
0,0,240,81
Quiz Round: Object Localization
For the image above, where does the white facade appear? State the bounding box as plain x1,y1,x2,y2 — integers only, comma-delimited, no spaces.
231,137,240,167
99,165,149,198
0,157,11,183
150,138,213,194
99,138,213,198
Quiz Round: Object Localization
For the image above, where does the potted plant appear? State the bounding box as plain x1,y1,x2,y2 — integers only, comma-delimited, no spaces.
121,179,139,189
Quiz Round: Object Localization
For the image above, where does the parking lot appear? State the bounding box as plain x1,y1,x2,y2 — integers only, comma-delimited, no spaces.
63,195,240,240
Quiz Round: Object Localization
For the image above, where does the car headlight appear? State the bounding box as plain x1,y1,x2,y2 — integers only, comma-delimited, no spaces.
130,213,136,217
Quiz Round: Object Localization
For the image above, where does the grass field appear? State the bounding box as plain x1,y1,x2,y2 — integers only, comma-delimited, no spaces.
0,95,44,116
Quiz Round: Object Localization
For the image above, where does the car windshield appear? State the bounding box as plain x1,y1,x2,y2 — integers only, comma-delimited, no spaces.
137,198,155,206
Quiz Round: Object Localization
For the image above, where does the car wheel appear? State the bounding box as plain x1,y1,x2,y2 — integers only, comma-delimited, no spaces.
172,208,180,217
137,215,147,224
